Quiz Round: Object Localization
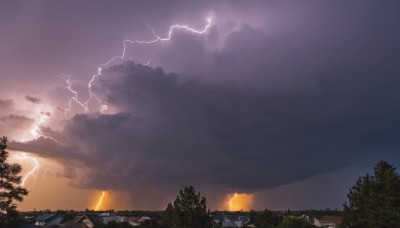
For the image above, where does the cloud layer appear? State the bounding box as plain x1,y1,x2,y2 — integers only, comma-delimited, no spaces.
13,50,400,208
3,1,400,210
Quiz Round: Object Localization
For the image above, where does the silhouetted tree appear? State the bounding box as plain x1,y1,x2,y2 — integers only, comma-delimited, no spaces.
0,136,28,227
277,216,314,228
341,160,400,228
139,219,159,228
163,203,180,228
254,209,283,228
163,186,212,228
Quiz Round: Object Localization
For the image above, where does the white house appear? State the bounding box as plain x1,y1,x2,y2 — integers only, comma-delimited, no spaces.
314,216,342,228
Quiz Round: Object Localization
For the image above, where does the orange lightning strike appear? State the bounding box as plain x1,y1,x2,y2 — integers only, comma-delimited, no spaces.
13,153,40,187
21,158,39,187
229,193,238,211
94,191,106,211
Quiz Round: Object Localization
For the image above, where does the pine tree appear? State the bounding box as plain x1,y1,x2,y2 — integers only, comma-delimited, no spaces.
0,136,28,226
163,203,180,228
164,186,212,228
341,160,400,228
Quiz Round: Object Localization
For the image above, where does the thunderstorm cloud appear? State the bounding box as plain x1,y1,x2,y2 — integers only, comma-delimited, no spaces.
3,0,400,210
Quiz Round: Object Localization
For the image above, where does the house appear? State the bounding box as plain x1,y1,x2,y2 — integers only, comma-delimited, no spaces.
139,216,151,223
34,214,62,226
123,216,152,226
314,216,342,228
63,215,93,228
99,213,125,224
125,217,140,226
213,215,250,227
63,214,102,228
85,213,103,224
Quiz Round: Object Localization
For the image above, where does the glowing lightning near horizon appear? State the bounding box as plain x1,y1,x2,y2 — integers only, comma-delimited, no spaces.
228,193,238,211
94,191,106,211
63,17,212,116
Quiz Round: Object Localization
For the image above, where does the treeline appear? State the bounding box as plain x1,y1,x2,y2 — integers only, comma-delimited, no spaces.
247,208,341,228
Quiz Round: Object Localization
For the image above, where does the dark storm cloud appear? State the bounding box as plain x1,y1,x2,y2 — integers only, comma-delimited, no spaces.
10,137,83,161
153,3,400,88
14,52,400,209
25,95,42,104
4,1,400,209
96,61,400,190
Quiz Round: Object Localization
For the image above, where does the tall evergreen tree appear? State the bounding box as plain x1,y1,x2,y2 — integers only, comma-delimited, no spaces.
0,136,28,227
163,186,212,228
341,160,400,228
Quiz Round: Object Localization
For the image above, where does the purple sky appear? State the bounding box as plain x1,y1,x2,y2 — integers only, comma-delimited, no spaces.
2,1,400,210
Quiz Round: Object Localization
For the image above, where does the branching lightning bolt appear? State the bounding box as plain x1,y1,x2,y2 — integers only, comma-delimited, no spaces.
62,67,106,116
99,17,212,66
62,17,212,116
62,74,87,114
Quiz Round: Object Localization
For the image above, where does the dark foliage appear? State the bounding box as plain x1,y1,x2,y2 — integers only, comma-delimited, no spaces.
0,136,28,227
253,209,283,228
276,216,314,228
163,186,212,228
341,160,400,228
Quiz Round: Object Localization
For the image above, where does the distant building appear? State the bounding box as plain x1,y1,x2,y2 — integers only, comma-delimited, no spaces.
125,216,141,226
314,216,342,228
63,215,90,228
63,214,102,228
139,216,151,222
122,216,152,226
26,212,154,227
213,214,250,227
34,214,62,227
99,213,125,224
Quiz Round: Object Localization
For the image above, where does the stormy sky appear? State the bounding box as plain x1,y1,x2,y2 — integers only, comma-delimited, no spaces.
2,1,400,210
